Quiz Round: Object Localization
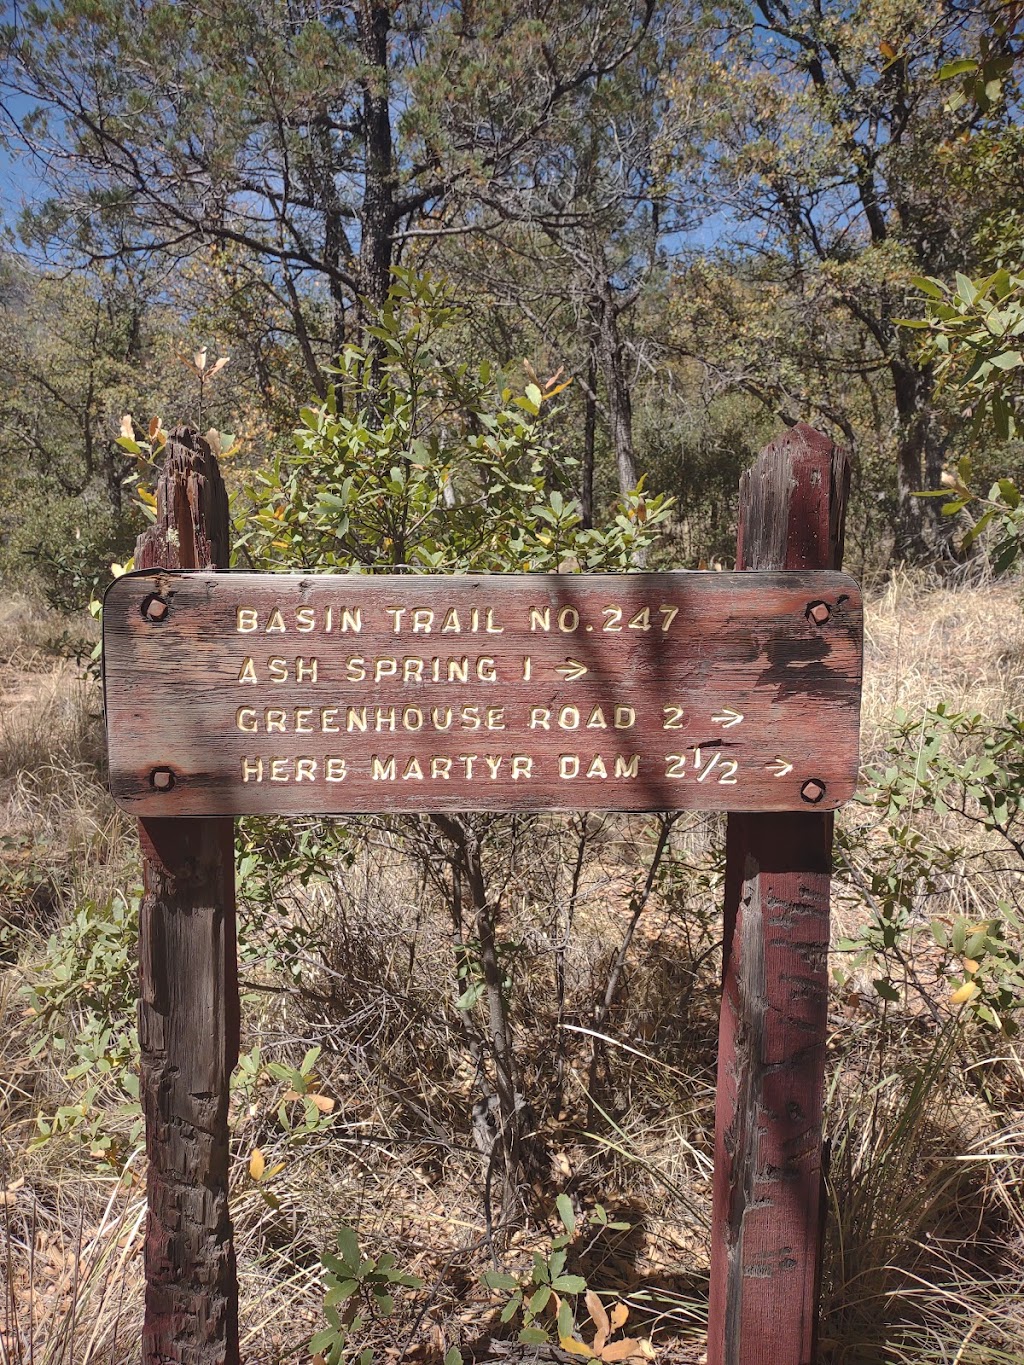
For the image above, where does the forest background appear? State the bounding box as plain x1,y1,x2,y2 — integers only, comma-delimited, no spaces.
1,2,1024,1363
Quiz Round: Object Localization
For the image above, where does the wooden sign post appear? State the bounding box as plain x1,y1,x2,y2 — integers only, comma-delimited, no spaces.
107,422,858,1365
707,424,850,1365
131,429,240,1364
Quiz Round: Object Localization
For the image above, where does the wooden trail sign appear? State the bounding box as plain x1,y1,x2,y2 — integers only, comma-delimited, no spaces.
109,420,861,1365
104,568,862,817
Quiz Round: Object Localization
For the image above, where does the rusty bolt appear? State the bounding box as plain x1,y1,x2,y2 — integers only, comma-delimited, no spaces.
150,767,175,791
805,600,831,625
141,594,169,622
800,779,827,805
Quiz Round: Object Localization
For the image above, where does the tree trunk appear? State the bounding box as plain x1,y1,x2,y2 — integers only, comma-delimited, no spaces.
596,289,638,495
581,345,598,528
891,355,943,561
357,0,395,322
431,814,522,1218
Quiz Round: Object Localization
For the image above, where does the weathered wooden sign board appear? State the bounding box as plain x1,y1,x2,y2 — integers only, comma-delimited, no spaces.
104,569,862,816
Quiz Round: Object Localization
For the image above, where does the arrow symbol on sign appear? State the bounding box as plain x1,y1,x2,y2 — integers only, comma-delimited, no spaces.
712,708,744,728
556,659,589,681
768,758,794,778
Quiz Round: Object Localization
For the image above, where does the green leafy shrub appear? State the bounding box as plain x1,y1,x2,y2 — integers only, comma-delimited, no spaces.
311,1226,423,1365
238,269,670,575
838,704,1024,1031
22,892,142,1163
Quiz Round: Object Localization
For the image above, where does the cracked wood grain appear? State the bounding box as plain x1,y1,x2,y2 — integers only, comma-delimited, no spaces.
708,423,850,1365
134,428,240,1365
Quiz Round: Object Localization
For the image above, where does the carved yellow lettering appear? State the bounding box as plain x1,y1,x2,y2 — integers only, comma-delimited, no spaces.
270,758,290,782
403,707,423,732
241,757,263,782
403,757,424,780
615,755,640,779
295,606,315,632
510,755,533,781
412,608,434,633
265,609,286,633
371,756,396,780
236,707,257,733
375,707,396,732
295,658,318,683
268,657,288,682
586,755,608,779
295,708,313,733
614,706,636,729
325,757,347,782
559,755,580,779
431,757,452,779
559,705,580,730
347,707,367,733
236,608,258,633
295,757,316,782
530,708,551,730
586,707,607,729
375,658,398,681
477,658,497,682
441,607,461,633
403,658,424,682
321,707,340,734
530,606,550,632
486,707,505,730
266,709,287,733
238,657,258,684
346,657,366,681
558,606,579,633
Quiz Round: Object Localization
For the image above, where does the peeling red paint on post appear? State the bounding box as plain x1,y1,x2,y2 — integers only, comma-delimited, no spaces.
708,424,849,1365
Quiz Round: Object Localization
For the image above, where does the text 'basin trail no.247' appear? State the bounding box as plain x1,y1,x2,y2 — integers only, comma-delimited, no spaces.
102,570,863,817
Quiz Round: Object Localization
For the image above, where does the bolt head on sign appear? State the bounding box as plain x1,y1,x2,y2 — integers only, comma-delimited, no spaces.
102,571,863,817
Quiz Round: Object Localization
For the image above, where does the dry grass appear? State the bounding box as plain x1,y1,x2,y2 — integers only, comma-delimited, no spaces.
860,568,1024,754
0,576,1021,1363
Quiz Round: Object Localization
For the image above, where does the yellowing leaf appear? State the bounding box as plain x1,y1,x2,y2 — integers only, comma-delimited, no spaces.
208,355,230,377
879,40,897,59
120,414,134,439
586,1292,610,1353
148,416,162,440
137,487,157,507
249,1148,265,1181
559,1336,596,1358
962,958,980,973
610,1303,629,1332
311,1094,335,1114
951,981,980,1005
193,347,208,371
600,1339,645,1362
